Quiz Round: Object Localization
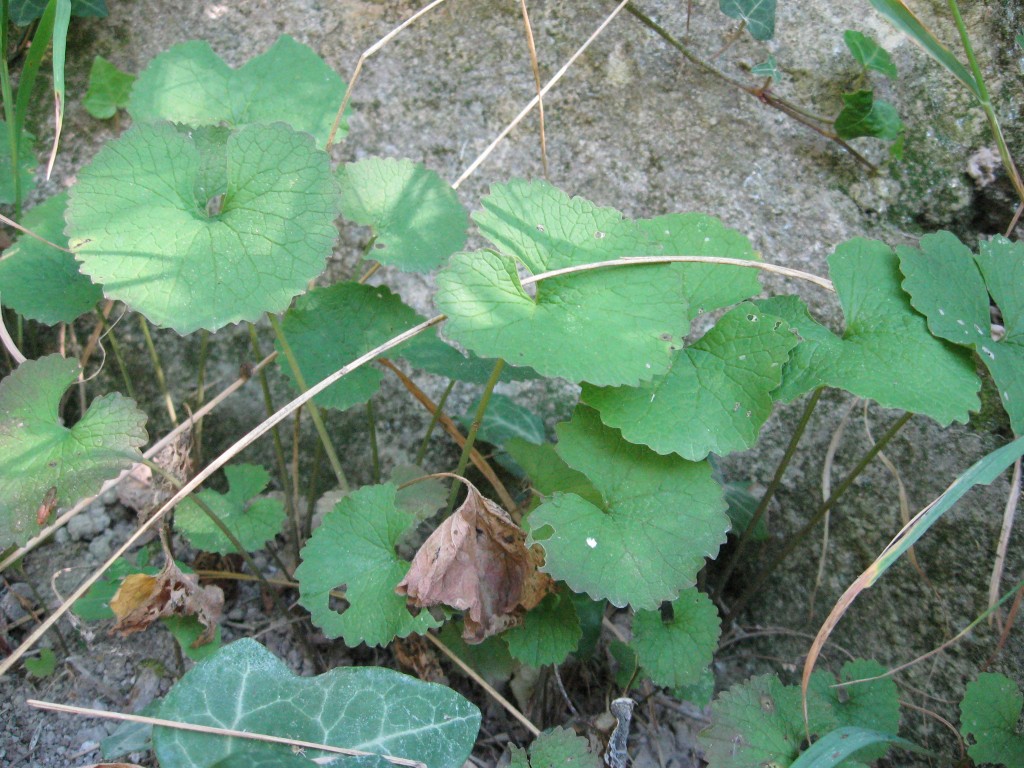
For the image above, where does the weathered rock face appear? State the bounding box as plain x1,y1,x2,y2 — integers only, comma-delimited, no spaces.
20,0,1022,761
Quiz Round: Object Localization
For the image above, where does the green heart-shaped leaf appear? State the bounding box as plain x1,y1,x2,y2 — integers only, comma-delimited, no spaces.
527,406,727,609
436,179,761,386
583,303,797,459
128,36,349,146
631,589,720,689
0,355,147,547
760,237,979,425
67,122,340,333
296,484,439,646
0,192,103,324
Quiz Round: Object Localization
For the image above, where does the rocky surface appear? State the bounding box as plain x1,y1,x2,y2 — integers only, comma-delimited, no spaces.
2,1,1023,766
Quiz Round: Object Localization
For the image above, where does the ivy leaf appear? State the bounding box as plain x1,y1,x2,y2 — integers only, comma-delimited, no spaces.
128,36,349,146
83,55,135,119
296,484,439,646
527,406,728,609
898,233,1024,433
0,121,36,204
67,122,339,333
751,55,779,82
461,394,545,447
0,355,147,548
843,31,898,78
719,0,776,41
175,465,284,554
959,672,1024,766
437,620,516,683
508,727,602,768
502,588,582,667
0,192,103,324
337,157,468,272
278,282,426,411
436,179,761,386
153,638,480,768
631,589,720,689
583,304,797,460
760,238,979,425
834,90,903,141
700,663,901,767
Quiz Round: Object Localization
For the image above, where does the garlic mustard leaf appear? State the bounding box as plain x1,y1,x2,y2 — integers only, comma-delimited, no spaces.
502,588,581,667
509,727,602,768
436,179,761,386
128,36,349,146
761,238,979,425
700,662,900,767
153,639,479,768
898,233,1024,432
0,355,147,547
296,484,440,646
175,464,284,554
83,55,135,119
0,192,102,324
583,304,797,459
67,122,340,333
338,157,468,272
526,406,728,609
960,673,1024,766
631,589,720,689
277,282,427,411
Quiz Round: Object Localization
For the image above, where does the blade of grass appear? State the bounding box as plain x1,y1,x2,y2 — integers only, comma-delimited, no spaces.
801,433,1024,730
45,0,71,179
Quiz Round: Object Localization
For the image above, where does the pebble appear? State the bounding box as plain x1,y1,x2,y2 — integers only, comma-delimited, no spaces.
0,583,35,622
88,533,115,561
67,502,111,542
100,487,119,506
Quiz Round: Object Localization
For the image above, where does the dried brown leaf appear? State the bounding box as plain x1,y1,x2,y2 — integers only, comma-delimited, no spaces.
117,426,194,523
110,558,223,647
396,484,553,643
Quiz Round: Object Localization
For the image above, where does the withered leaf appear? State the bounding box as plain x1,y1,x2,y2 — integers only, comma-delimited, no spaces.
110,558,223,648
396,483,553,643
117,426,194,523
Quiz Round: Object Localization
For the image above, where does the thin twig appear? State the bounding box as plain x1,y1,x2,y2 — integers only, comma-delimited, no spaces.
26,699,426,767
327,0,450,148
519,0,548,178
378,358,516,511
0,299,26,364
453,0,630,188
0,210,73,252
423,631,541,736
988,457,1021,629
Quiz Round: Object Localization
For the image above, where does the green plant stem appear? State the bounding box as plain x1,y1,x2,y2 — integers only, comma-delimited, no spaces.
267,314,349,493
193,329,209,462
303,438,324,540
99,315,136,400
947,0,1024,205
415,379,456,465
366,400,381,485
726,410,913,622
0,0,21,219
624,2,874,170
713,388,823,597
446,359,505,514
145,460,322,669
247,322,299,562
138,316,178,427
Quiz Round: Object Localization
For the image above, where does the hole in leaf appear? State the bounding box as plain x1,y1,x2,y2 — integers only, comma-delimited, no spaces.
374,242,386,249
328,586,349,615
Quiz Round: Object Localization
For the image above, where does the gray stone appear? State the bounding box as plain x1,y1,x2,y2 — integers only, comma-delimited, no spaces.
66,502,111,542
